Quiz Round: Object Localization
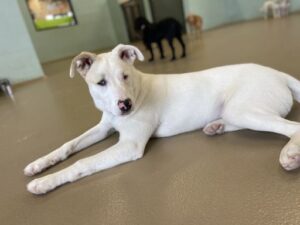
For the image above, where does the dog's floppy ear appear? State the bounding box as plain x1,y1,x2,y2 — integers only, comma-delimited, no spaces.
112,44,144,64
69,52,96,78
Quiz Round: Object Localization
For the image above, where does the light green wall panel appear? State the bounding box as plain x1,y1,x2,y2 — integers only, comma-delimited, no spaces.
0,0,43,84
108,0,129,44
143,0,153,22
183,0,300,30
18,0,129,63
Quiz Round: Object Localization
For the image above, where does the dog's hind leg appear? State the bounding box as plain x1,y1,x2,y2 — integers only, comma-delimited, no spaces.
203,119,241,136
157,41,165,59
167,38,176,61
145,42,154,61
176,35,186,58
223,110,300,170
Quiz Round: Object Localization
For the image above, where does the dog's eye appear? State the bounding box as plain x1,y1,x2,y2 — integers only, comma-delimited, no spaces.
123,74,128,80
97,79,107,86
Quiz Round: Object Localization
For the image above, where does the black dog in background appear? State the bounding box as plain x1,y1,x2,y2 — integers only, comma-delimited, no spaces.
134,17,186,61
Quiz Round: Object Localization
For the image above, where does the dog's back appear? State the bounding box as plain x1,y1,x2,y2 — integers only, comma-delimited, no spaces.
156,18,182,35
186,14,203,30
144,18,182,42
134,16,186,61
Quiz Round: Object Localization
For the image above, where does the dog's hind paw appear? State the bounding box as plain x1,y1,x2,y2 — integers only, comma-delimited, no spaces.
280,142,300,171
203,121,225,136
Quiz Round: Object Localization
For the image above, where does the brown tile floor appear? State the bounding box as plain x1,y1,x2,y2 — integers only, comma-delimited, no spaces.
1,14,300,225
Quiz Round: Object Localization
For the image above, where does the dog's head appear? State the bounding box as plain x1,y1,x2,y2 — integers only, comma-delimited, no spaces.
70,44,144,116
134,17,150,32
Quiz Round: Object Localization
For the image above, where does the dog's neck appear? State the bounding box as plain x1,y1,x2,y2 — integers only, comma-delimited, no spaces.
129,69,151,115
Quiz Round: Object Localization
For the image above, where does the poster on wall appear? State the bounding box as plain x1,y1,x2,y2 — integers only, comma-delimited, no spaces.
26,0,78,31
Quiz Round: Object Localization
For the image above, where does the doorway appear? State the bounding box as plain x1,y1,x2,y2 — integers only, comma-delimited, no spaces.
149,0,186,32
120,0,145,42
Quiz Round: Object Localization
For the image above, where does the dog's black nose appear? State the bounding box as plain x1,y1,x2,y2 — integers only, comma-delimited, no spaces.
118,98,132,113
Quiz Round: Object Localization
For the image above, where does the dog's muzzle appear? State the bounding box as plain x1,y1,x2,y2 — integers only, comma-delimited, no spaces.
118,98,132,114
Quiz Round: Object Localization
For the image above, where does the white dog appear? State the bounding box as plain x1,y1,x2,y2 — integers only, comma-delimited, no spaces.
279,0,291,17
24,44,300,194
261,0,290,19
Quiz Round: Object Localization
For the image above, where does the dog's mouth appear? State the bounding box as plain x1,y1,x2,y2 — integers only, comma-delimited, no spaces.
120,109,132,116
118,99,133,116
119,106,134,116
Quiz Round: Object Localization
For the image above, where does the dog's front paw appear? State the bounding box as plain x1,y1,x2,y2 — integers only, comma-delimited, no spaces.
24,154,61,176
27,176,56,195
280,143,300,171
24,159,45,176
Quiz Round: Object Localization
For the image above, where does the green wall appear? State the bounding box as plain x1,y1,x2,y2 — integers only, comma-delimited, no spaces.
143,0,153,22
18,0,128,63
107,0,129,44
0,0,43,84
183,0,300,30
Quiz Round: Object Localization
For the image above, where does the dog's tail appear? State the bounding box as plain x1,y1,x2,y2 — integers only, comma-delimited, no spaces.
284,73,300,103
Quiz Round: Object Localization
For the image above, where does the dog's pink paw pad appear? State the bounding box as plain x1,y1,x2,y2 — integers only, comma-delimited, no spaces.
280,144,300,171
203,123,225,136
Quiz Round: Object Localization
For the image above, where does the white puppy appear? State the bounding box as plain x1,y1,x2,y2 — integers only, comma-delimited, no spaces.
261,0,290,19
24,44,300,194
261,0,281,19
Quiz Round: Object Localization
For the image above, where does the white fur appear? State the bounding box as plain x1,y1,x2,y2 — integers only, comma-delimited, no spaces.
24,44,300,194
261,0,290,19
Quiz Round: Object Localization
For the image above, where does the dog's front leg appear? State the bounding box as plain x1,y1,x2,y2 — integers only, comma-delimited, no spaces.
24,116,114,176
145,42,154,61
157,41,165,59
27,136,149,194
